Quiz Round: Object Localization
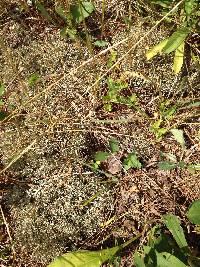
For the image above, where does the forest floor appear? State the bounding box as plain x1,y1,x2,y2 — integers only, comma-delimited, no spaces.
0,1,200,266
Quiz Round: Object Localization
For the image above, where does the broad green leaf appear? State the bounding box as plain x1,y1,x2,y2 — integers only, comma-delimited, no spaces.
94,40,109,47
156,251,188,267
0,84,5,96
146,38,169,60
163,27,190,54
123,152,142,170
48,247,119,267
187,199,200,224
170,129,185,149
134,252,145,267
188,164,200,171
173,41,185,74
163,214,188,249
109,138,119,153
158,161,177,171
48,236,140,267
94,151,110,161
71,2,95,24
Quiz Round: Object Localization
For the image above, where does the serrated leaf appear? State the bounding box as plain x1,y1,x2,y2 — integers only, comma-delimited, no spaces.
170,129,185,148
123,152,142,170
48,247,119,267
158,161,177,171
163,27,190,54
187,199,200,224
173,41,185,74
71,2,95,24
163,214,188,250
109,138,119,153
146,38,169,60
94,151,110,161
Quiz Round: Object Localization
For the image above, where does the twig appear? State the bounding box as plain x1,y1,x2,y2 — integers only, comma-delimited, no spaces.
0,205,16,257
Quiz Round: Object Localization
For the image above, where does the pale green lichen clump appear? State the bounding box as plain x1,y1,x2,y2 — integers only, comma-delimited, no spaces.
9,172,114,263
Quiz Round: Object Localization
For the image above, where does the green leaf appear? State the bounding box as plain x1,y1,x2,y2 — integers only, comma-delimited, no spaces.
104,103,112,112
55,6,68,21
158,161,177,171
146,38,169,60
123,152,142,170
162,153,177,163
34,0,54,23
60,27,77,39
163,105,177,119
109,138,120,153
184,0,196,16
178,161,186,169
163,27,190,54
163,214,188,250
188,164,200,171
48,247,119,267
134,252,145,267
187,199,200,224
28,73,40,87
0,84,5,96
173,41,185,74
183,101,200,109
71,2,95,24
170,129,185,149
152,0,173,8
48,236,141,267
94,40,109,47
0,111,7,120
107,50,117,68
156,251,188,267
0,99,4,106
94,151,110,161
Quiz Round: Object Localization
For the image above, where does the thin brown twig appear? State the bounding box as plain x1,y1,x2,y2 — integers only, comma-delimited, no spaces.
0,205,16,258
